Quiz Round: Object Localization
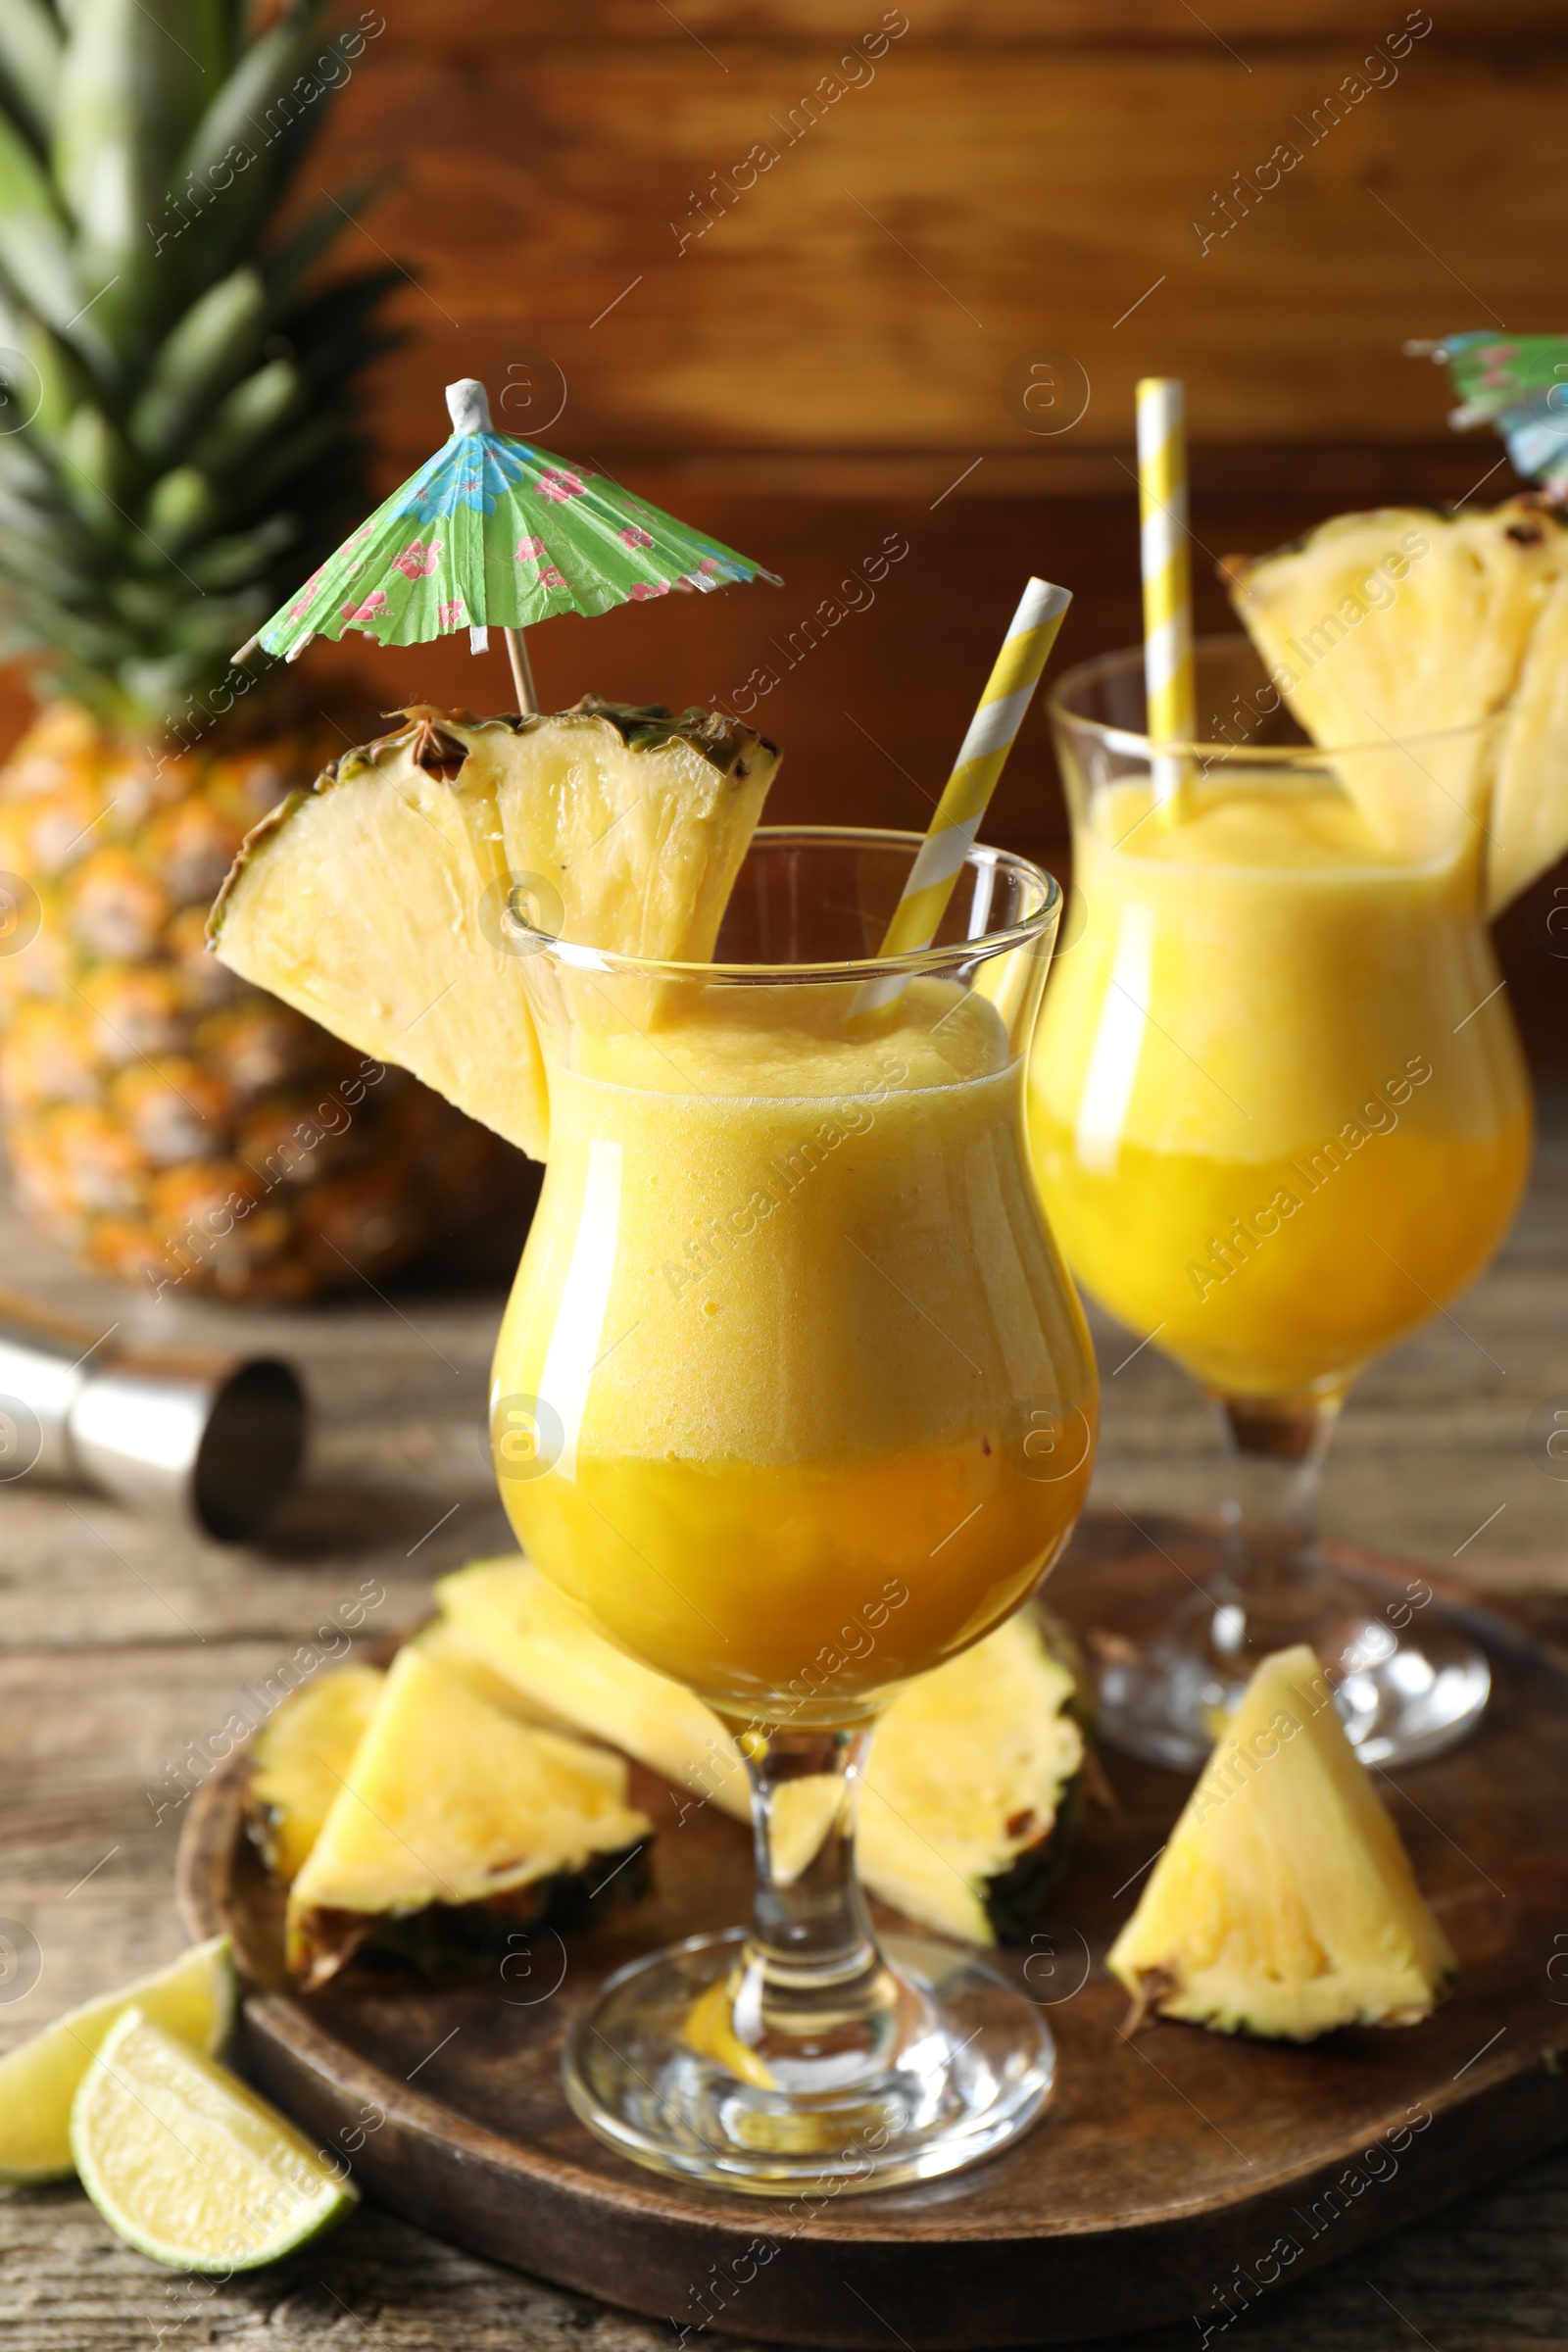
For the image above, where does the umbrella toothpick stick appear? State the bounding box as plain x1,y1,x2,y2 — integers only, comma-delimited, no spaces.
504,626,537,717
446,380,537,717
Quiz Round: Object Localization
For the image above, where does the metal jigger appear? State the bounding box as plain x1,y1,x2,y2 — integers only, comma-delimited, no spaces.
0,1289,307,1542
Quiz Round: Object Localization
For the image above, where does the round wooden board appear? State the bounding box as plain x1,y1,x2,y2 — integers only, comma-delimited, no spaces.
177,1522,1568,2349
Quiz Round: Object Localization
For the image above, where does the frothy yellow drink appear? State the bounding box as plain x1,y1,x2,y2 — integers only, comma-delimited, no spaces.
1028,774,1531,1399
493,984,1096,1721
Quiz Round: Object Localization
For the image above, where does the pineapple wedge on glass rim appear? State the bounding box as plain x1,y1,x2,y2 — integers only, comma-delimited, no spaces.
1223,497,1568,909
208,700,780,1159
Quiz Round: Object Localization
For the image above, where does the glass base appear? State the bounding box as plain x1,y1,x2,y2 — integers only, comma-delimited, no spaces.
1093,1558,1491,1772
563,1927,1054,2195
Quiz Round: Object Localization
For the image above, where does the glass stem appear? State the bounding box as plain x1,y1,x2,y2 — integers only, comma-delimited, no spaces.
1215,1391,1342,1614
730,1722,900,2077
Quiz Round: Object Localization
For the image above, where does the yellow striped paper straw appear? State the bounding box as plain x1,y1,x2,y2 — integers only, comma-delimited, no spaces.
872,577,1072,985
1136,376,1195,809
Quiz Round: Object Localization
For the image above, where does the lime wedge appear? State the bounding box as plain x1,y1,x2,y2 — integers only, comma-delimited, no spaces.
0,1935,234,2183
73,2010,357,2270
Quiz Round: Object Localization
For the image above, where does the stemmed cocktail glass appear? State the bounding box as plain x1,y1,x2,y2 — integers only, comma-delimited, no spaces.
491,828,1098,2192
1028,638,1531,1771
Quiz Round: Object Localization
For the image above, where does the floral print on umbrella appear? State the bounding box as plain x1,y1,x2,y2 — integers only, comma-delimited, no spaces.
392,539,444,579
1433,331,1568,499
289,564,326,619
253,391,780,661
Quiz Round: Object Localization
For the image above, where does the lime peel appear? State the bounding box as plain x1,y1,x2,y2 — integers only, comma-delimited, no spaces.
0,1934,234,2184
72,2009,357,2272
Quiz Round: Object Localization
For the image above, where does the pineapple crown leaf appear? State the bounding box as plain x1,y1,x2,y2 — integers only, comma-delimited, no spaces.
0,0,396,731
0,1,65,155
175,2,334,195
0,103,88,341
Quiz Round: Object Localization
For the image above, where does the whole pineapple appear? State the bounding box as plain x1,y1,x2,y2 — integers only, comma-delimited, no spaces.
0,0,492,1298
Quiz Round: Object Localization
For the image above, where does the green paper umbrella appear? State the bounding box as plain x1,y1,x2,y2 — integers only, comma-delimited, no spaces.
1408,333,1568,499
238,379,780,710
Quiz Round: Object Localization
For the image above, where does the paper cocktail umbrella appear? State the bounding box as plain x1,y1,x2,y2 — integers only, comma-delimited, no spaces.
239,379,780,710
1409,333,1568,499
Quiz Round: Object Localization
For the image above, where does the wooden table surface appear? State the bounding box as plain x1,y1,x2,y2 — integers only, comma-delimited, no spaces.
4,1088,1567,2352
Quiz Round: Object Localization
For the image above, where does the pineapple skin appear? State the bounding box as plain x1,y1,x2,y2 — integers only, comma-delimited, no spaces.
283,1645,652,1989
246,1661,385,1884
1108,1644,1455,2041
0,0,452,1298
0,702,495,1298
434,1554,1090,1946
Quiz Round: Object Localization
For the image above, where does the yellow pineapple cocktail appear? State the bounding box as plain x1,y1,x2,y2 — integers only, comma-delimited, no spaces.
494,828,1096,2191
1027,640,1529,1770
1031,776,1529,1399
495,984,1091,1717
208,713,1098,2193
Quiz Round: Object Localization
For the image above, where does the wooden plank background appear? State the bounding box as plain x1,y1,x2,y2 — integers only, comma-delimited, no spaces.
161,0,1558,1057
340,12,1562,460
12,0,1568,914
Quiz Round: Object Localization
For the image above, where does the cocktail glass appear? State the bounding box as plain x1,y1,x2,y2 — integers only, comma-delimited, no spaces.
1028,637,1531,1771
490,827,1097,2193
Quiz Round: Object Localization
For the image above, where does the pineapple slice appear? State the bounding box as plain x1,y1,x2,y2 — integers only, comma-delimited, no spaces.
1108,1644,1454,2040
433,1556,754,1821
1224,499,1568,882
1488,565,1568,914
859,1610,1084,1945
285,1645,650,1989
208,701,779,1161
245,1663,383,1884
434,1556,1087,1946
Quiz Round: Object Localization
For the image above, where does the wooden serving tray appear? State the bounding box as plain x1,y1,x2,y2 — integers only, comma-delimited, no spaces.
176,1522,1568,2348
